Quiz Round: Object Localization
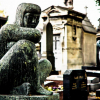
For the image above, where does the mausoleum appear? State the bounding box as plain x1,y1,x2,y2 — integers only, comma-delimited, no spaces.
40,0,97,74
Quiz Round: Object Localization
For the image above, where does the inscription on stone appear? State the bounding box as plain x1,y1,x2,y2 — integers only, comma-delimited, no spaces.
63,70,87,100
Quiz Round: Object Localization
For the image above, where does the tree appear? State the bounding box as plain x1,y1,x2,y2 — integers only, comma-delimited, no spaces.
95,0,100,6
95,0,100,12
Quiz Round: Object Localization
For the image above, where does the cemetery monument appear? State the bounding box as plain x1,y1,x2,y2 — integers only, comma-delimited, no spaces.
63,70,87,100
0,3,59,99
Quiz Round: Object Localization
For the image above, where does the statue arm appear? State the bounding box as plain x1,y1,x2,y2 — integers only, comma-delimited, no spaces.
18,27,41,43
0,24,19,42
0,24,41,43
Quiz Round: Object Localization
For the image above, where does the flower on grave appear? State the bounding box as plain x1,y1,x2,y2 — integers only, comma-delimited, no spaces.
48,87,52,91
52,87,58,91
45,85,63,91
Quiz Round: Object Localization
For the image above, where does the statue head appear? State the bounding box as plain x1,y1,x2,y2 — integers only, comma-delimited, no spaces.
14,3,41,28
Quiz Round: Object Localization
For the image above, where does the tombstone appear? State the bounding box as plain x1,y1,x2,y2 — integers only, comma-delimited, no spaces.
63,70,87,100
96,89,100,98
41,22,55,71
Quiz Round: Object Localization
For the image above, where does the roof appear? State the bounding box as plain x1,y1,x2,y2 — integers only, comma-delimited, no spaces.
42,5,96,34
42,5,85,20
82,16,97,34
56,6,85,16
42,5,85,15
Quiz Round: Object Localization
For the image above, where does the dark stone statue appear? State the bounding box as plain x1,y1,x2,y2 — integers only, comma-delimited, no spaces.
0,3,53,95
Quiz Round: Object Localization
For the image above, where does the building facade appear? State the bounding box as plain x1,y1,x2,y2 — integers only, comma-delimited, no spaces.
40,5,97,74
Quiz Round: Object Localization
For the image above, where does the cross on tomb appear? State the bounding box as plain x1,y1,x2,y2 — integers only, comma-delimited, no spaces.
84,6,88,15
98,18,100,26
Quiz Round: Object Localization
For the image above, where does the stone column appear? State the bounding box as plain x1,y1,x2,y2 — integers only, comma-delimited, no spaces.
62,25,68,73
41,22,55,71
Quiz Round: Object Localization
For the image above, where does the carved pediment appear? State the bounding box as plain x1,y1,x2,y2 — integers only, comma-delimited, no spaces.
42,5,85,21
47,9,60,16
48,10,60,14
42,6,68,17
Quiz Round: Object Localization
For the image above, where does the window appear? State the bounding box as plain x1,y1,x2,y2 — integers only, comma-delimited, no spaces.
72,25,77,40
53,35,60,51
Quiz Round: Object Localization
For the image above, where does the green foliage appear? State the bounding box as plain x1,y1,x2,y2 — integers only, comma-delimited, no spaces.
95,0,100,6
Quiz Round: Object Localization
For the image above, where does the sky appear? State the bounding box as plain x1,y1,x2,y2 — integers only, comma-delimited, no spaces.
0,0,100,28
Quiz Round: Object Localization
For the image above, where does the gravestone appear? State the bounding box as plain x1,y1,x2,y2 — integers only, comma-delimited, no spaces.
63,69,87,100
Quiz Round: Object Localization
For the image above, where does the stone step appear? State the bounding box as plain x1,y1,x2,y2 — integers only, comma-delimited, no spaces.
87,77,99,84
88,83,100,92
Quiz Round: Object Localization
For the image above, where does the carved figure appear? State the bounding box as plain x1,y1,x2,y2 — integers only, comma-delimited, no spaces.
0,3,52,95
64,0,73,6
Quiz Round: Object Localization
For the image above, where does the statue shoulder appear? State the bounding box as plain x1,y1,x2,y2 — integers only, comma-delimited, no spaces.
1,24,20,32
0,24,20,41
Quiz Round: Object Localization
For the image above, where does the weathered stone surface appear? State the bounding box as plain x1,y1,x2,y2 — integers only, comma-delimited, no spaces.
83,32,96,66
0,93,59,100
42,6,96,73
0,3,53,96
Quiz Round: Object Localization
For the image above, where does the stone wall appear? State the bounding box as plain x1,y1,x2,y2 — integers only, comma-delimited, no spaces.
83,32,96,66
66,24,83,70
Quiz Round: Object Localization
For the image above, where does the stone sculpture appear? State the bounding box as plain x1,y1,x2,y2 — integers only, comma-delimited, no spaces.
64,0,73,6
0,3,53,95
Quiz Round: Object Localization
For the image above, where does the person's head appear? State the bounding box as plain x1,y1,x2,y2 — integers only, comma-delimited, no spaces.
14,3,41,28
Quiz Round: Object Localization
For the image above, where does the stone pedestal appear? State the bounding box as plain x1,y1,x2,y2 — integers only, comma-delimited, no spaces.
0,93,59,100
